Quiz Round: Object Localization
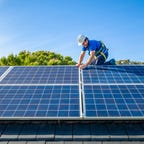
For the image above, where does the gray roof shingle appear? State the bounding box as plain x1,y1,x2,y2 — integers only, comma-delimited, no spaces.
0,121,144,143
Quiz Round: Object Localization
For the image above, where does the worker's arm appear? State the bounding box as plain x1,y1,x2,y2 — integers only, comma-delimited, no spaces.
76,51,86,67
79,50,95,69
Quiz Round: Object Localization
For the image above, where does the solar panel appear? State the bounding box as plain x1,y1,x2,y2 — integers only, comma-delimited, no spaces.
0,67,9,77
83,65,144,84
84,84,144,119
83,65,144,120
0,85,80,120
0,66,79,84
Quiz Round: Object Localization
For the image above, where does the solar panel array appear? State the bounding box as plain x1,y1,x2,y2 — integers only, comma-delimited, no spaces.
0,65,144,120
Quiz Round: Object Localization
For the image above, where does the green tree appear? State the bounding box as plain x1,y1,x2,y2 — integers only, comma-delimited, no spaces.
7,54,17,65
0,56,8,65
0,50,76,66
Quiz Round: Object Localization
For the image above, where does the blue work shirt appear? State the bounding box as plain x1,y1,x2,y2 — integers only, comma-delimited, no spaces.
82,40,101,54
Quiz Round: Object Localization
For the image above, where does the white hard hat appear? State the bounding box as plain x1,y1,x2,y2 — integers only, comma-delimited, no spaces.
77,34,86,46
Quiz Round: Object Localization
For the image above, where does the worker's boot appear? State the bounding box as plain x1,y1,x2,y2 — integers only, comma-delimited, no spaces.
104,59,116,65
109,58,116,65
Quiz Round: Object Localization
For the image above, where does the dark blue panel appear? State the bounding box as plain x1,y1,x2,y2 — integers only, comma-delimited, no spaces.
0,67,9,77
0,66,79,84
83,65,144,84
84,85,144,118
0,85,80,118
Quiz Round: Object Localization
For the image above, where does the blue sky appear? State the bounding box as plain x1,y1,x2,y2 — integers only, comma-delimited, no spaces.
0,0,144,62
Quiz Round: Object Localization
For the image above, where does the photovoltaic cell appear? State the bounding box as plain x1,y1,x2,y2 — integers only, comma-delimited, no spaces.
0,66,79,84
83,65,144,84
0,67,9,77
0,85,80,119
84,85,144,119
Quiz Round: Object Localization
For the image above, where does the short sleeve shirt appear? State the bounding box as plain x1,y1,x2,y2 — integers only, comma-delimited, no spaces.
82,40,101,54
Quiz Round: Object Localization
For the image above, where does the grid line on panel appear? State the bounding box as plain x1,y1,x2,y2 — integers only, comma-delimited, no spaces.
116,85,132,117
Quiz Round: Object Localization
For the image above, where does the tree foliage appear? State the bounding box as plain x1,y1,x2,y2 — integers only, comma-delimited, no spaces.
116,59,144,65
0,50,76,66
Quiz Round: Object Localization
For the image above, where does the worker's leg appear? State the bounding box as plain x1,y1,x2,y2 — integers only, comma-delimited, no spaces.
97,55,105,65
104,58,116,65
91,52,108,65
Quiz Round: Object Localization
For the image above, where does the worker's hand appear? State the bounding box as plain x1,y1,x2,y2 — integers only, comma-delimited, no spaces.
79,64,87,70
76,63,81,67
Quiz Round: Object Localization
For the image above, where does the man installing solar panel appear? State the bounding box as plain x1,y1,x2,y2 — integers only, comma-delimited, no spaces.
76,34,116,69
